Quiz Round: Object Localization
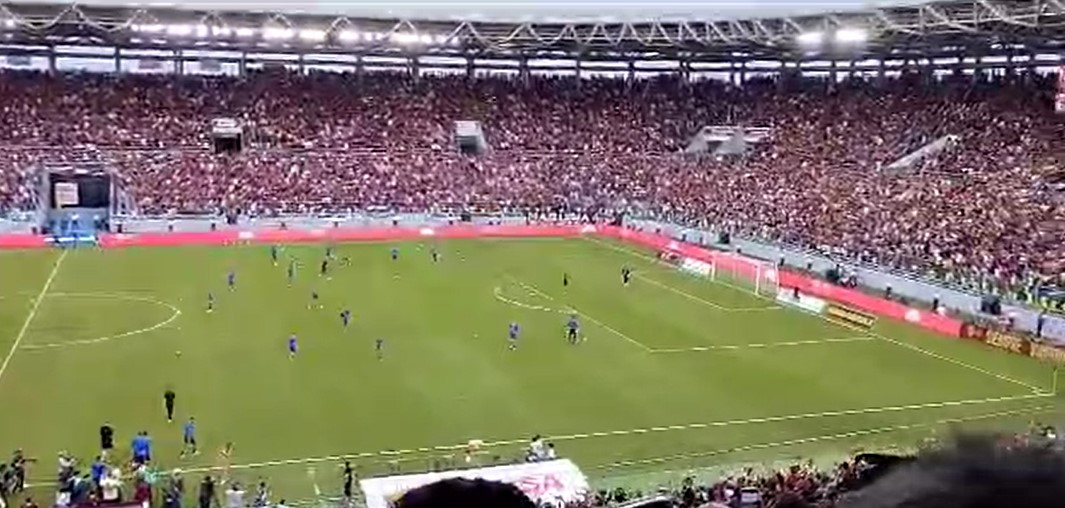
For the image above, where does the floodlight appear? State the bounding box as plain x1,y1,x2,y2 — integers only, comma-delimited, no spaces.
338,30,360,42
194,25,209,38
418,34,433,44
137,24,166,34
235,27,255,38
299,29,326,42
263,28,294,40
211,26,232,37
797,31,824,45
835,28,868,44
166,24,193,36
3,19,15,29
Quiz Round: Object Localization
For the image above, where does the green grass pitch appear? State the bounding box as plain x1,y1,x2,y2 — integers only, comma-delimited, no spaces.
0,236,1058,500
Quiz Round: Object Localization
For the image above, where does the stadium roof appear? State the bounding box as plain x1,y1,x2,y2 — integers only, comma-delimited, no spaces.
0,0,1063,61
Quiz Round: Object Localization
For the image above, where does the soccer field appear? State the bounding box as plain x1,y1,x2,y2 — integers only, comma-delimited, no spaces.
0,236,1058,501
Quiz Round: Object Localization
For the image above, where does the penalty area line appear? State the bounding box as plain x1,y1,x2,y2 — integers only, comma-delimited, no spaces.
650,336,875,354
505,275,654,353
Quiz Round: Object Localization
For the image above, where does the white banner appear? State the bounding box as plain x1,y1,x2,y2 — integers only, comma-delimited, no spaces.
776,289,827,314
359,459,588,508
54,181,78,207
680,257,712,277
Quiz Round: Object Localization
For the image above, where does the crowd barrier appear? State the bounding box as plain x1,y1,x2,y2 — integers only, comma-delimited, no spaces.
0,224,977,341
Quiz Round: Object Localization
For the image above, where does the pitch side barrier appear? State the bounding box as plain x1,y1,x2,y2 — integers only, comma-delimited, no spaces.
597,226,965,338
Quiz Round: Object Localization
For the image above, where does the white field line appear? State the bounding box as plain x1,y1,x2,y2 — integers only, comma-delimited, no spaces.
650,336,875,354
593,405,1055,470
583,235,772,300
0,249,67,384
20,292,183,350
492,286,565,315
148,392,1051,477
586,235,1051,395
506,275,654,352
634,272,779,312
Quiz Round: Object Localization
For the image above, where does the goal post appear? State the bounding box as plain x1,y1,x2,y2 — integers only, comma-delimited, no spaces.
708,253,779,299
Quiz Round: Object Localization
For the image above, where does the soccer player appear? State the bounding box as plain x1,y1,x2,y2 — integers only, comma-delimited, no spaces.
288,335,298,359
309,290,321,309
132,431,152,465
563,273,569,287
216,443,233,485
325,244,334,259
508,322,521,351
622,267,632,286
181,417,198,457
375,338,385,360
566,315,580,344
340,309,351,329
270,245,279,266
206,292,215,313
430,247,440,263
227,270,236,290
287,260,296,286
319,258,329,278
390,247,399,261
164,388,176,422
341,462,354,504
99,422,114,458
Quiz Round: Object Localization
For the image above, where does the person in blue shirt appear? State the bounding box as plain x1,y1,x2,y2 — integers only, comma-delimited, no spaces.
508,322,521,350
90,456,106,485
288,335,298,359
181,417,198,457
206,292,215,313
227,270,236,290
270,245,279,266
132,431,152,464
340,309,351,329
566,315,580,344
390,247,399,261
375,338,385,360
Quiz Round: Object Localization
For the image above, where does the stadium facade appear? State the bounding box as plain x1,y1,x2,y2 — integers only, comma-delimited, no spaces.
0,0,1061,78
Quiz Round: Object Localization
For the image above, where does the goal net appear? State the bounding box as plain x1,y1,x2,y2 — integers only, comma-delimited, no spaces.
658,250,778,298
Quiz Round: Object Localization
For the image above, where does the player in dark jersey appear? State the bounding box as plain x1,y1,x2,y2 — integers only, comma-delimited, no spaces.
164,389,176,423
563,273,569,287
340,309,351,329
622,267,632,286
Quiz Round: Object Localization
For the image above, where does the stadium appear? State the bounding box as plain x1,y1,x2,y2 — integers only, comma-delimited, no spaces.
0,0,1063,507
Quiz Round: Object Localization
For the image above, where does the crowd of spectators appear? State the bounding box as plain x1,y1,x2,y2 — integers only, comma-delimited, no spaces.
0,70,1060,296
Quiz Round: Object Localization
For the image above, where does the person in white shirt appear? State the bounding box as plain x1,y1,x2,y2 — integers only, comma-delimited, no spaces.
101,469,122,503
225,483,245,508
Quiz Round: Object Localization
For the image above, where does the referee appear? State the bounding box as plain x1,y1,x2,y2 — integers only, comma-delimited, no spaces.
164,388,176,423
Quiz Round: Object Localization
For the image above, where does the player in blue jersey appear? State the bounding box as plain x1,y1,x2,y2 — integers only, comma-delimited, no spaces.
375,338,385,360
181,417,198,457
566,315,580,344
288,335,298,359
270,245,279,265
340,309,351,329
622,267,632,286
390,247,399,261
227,270,236,289
508,322,521,350
206,292,215,313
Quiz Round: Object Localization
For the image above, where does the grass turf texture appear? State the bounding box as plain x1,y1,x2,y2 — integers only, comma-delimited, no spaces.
0,237,1059,501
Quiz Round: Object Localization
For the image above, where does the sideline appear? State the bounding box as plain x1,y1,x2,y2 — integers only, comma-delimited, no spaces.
0,249,67,384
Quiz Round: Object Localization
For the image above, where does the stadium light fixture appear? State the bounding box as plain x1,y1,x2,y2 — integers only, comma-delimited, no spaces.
263,28,294,40
390,32,420,45
338,30,360,43
235,27,255,38
136,24,166,34
797,31,824,46
418,34,433,45
166,24,193,36
2,19,15,29
211,26,232,37
299,29,327,42
835,28,868,44
195,25,209,38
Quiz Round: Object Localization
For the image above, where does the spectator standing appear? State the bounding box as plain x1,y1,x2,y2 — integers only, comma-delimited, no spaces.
225,482,244,508
163,470,185,508
0,464,7,508
100,469,122,504
198,475,217,508
252,479,269,508
99,423,114,458
9,450,29,494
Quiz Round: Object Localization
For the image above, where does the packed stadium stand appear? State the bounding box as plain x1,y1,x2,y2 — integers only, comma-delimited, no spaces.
0,70,1061,297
